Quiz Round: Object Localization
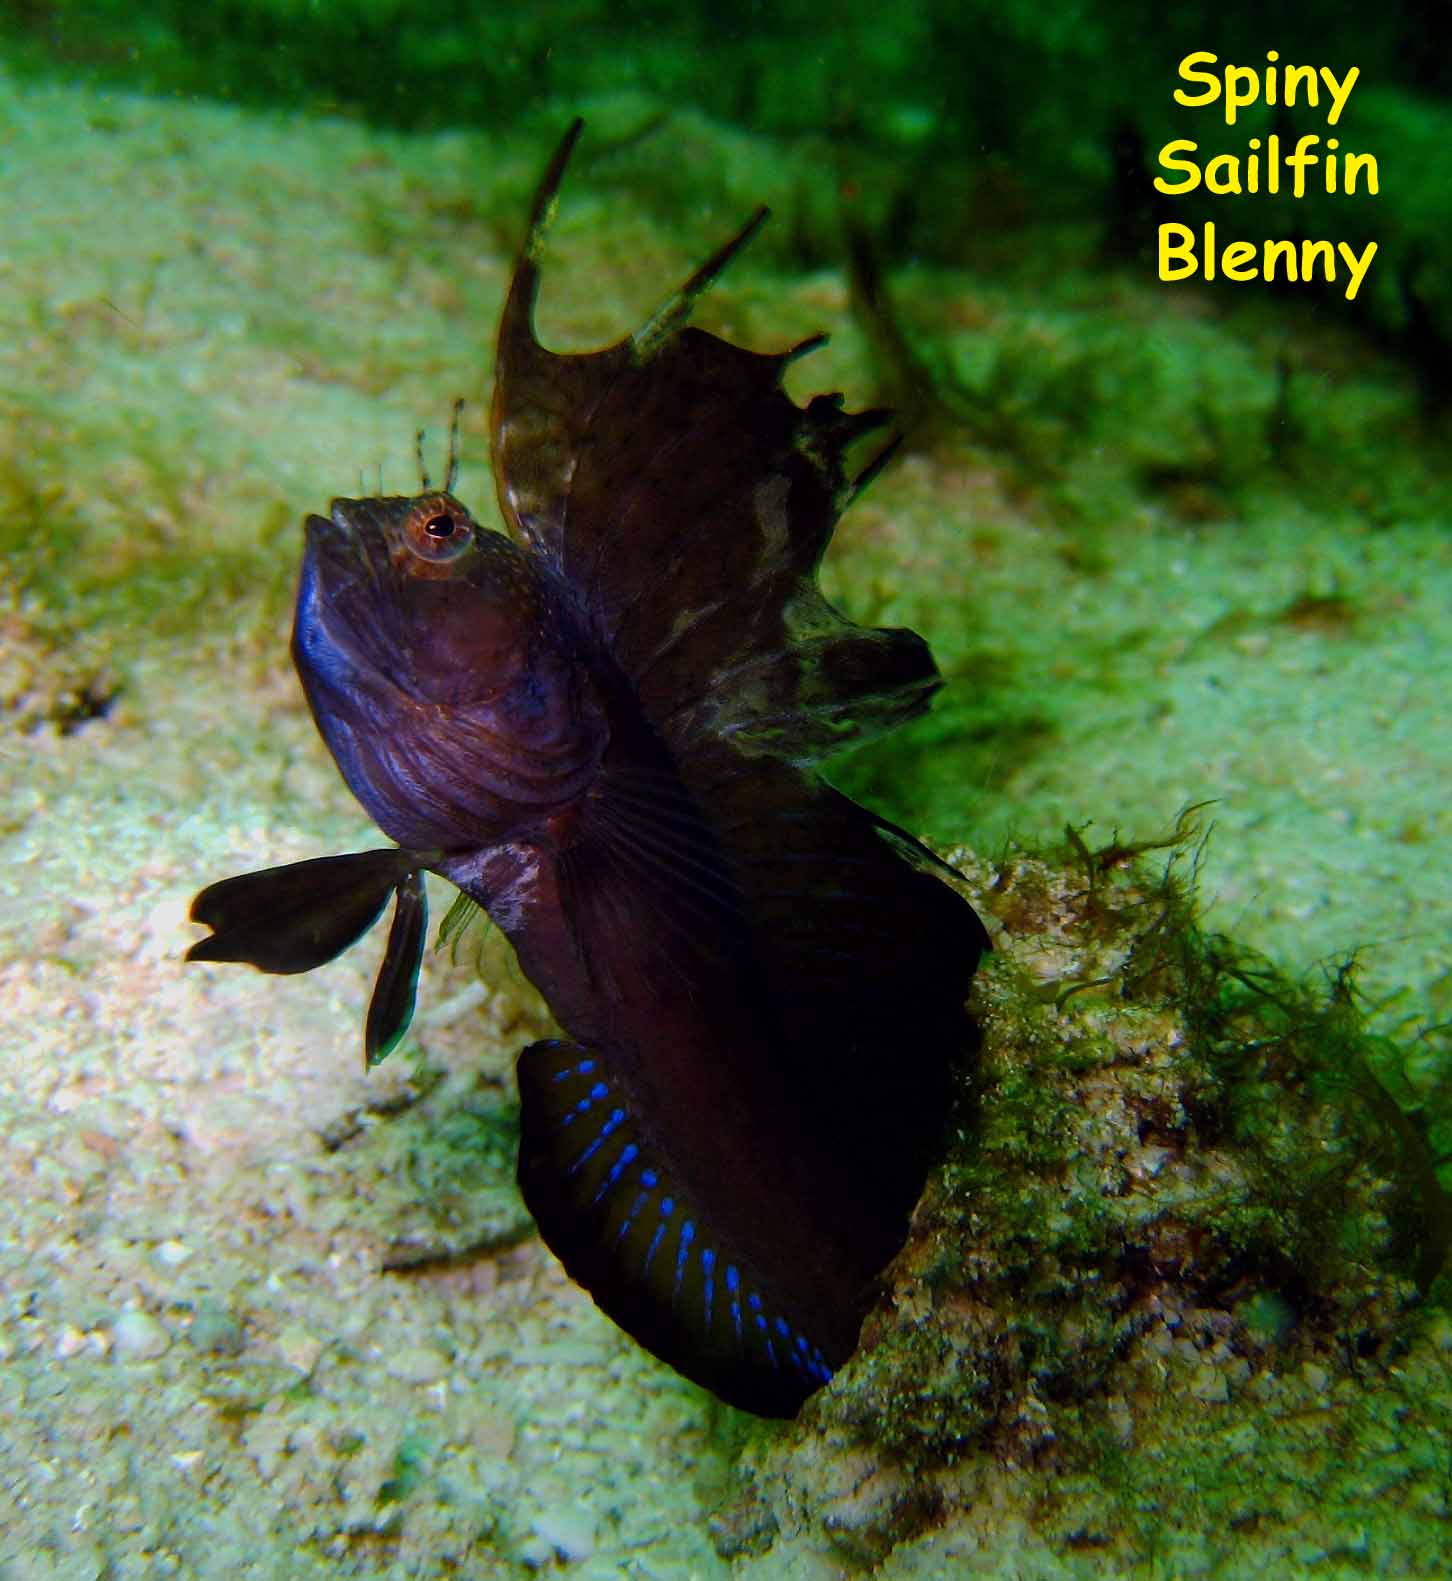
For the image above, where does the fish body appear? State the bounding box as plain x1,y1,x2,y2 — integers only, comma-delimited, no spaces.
190,122,989,1416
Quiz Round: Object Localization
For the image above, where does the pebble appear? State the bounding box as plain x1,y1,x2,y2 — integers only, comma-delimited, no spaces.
189,1302,245,1356
111,1309,170,1361
55,1324,88,1359
142,893,194,961
278,1324,324,1374
1190,1363,1229,1403
385,1344,450,1385
531,1502,598,1562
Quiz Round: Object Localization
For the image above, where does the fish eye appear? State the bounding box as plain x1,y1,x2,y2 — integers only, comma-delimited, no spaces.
402,494,475,564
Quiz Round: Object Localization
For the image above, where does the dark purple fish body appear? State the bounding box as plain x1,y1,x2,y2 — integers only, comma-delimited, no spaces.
294,491,606,852
190,122,989,1417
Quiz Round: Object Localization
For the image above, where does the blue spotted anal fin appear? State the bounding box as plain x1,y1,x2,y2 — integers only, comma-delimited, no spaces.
515,1038,835,1418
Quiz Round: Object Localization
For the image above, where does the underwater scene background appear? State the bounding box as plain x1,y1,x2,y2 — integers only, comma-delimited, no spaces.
0,1,1449,1576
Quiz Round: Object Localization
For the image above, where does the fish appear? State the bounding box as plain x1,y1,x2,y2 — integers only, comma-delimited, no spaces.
188,120,990,1417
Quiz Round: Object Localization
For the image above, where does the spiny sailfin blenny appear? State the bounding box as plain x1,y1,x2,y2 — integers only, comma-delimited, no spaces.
188,121,990,1418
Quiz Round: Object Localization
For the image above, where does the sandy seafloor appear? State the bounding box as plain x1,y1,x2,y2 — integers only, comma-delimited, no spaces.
1,68,1450,1579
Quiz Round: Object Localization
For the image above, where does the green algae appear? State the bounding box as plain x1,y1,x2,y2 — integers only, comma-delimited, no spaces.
728,829,1452,1573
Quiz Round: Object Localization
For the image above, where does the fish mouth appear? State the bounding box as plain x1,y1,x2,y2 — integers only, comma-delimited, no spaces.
300,506,349,561
300,500,360,552
329,498,369,536
294,507,392,704
302,501,381,589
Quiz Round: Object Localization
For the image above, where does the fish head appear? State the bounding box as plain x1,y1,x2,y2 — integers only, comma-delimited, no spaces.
297,491,542,707
292,490,605,850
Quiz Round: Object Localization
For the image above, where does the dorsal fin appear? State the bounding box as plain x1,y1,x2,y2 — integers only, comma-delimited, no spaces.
489,121,934,770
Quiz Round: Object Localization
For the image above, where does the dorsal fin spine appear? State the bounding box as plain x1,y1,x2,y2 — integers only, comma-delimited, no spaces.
632,206,771,359
500,117,585,350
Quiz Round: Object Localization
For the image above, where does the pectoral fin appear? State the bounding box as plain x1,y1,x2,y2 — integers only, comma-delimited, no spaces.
187,847,433,974
365,869,428,1067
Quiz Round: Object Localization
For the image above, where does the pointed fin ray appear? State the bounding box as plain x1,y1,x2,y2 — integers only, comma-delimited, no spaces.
785,332,829,363
516,1038,837,1417
849,433,903,504
187,848,434,975
497,116,585,354
632,206,769,360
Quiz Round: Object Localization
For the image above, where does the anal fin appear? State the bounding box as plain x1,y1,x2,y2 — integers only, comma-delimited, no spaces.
516,1038,835,1417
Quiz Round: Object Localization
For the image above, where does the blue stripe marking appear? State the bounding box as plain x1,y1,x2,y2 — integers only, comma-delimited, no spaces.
616,1187,651,1245
562,1080,610,1129
702,1249,716,1330
592,1142,639,1205
642,1196,676,1280
568,1107,625,1175
727,1266,742,1342
673,1220,695,1305
551,1057,595,1083
643,1219,667,1275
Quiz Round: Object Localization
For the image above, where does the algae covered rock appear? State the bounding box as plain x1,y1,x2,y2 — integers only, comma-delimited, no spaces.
721,828,1449,1571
